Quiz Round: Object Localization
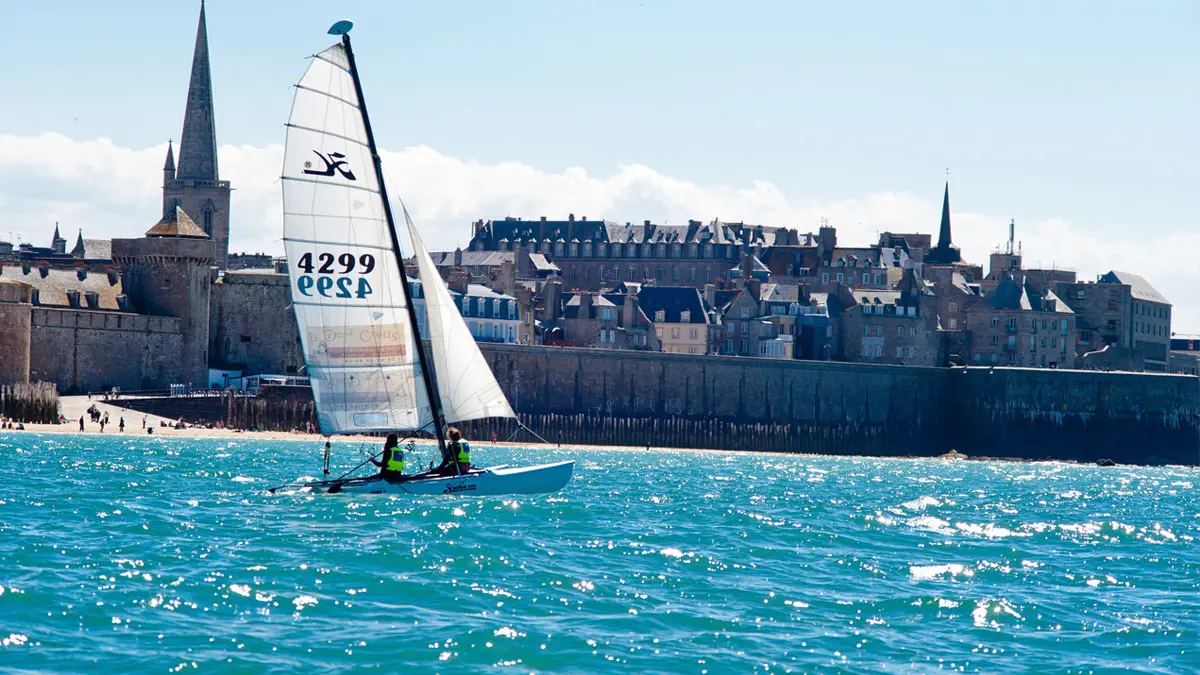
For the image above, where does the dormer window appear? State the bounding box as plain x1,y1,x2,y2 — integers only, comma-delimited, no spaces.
671,243,681,258
612,243,623,257
598,242,608,258
582,241,592,257
704,244,713,258
555,241,564,257
569,242,578,257
680,310,691,323
654,310,666,322
657,243,667,258
688,243,698,258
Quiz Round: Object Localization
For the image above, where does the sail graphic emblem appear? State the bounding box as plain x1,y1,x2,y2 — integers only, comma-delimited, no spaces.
303,150,357,180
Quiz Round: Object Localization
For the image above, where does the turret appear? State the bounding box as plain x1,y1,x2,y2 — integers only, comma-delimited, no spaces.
163,140,176,186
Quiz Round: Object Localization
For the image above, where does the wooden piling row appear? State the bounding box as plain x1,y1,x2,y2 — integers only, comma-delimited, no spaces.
0,382,60,424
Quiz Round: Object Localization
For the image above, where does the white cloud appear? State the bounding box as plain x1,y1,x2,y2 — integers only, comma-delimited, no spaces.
1,132,1195,330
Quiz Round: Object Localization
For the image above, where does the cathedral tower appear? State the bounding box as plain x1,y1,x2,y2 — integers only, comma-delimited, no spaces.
162,1,231,269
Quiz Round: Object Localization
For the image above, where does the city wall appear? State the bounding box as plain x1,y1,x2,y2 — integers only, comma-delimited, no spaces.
469,344,1200,464
29,308,184,393
209,272,304,375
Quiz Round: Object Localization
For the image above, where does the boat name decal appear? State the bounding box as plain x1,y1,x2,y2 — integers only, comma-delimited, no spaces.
443,483,477,494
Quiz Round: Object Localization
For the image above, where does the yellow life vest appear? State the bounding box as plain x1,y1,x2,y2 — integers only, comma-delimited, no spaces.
455,441,471,464
385,448,405,473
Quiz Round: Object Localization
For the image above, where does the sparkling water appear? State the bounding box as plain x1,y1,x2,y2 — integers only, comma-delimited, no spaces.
2,432,1197,673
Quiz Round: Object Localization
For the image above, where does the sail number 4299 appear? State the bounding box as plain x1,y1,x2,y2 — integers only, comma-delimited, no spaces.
296,252,375,299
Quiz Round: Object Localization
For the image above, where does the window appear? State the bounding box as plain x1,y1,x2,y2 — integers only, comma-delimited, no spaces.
862,345,871,357
1030,336,1035,350
1041,337,1047,347
689,346,697,355
991,317,1000,327
1077,290,1085,299
908,346,915,359
874,273,883,285
583,242,592,257
897,326,904,338
612,243,622,257
689,267,696,282
656,265,664,281
492,298,501,317
863,326,870,336
654,310,665,322
741,307,750,319
655,328,663,339
949,318,958,330
681,310,691,323
603,308,614,321
896,347,904,358
949,302,958,313
863,273,870,285
822,273,830,284
704,244,714,258
555,241,564,257
704,268,712,282
690,328,698,339
672,266,680,282
875,326,883,337
671,327,680,339
1050,338,1056,348
741,340,749,353
874,345,883,357
990,336,998,345
909,327,916,338
907,307,916,317
836,273,844,283
741,323,748,334
1051,320,1057,330
657,243,667,257
1060,322,1068,336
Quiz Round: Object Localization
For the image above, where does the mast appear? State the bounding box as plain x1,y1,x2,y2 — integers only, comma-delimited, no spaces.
339,31,449,456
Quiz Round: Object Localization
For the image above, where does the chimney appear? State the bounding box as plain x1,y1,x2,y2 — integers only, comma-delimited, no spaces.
66,289,81,308
580,292,593,318
623,291,637,329
703,283,716,309
453,247,463,267
448,271,469,294
748,278,762,302
544,279,562,323
568,213,575,223
116,294,132,312
84,291,100,309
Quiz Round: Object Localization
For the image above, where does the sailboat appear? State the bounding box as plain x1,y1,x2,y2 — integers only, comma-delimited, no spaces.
270,21,572,496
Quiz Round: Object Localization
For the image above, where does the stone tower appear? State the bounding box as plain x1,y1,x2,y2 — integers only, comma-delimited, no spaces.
51,223,66,254
112,207,216,387
0,279,33,385
162,1,231,269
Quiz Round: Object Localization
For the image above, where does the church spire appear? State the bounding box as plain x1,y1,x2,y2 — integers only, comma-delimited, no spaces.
937,181,952,249
175,1,219,181
163,140,176,185
925,180,961,265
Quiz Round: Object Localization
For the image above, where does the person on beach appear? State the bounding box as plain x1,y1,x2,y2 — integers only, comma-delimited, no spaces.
370,433,405,481
119,417,125,433
79,415,85,432
142,416,147,430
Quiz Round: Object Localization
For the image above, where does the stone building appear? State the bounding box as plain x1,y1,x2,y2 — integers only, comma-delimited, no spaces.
637,286,713,355
466,215,799,291
1052,271,1172,371
966,275,1077,368
837,269,942,366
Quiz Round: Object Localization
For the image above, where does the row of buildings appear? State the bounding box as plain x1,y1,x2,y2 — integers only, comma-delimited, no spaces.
0,3,1185,397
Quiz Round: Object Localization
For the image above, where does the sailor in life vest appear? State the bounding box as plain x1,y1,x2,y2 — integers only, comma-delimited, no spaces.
371,433,405,480
447,427,471,475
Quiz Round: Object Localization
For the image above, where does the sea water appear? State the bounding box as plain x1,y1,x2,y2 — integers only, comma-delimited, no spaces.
1,432,1197,674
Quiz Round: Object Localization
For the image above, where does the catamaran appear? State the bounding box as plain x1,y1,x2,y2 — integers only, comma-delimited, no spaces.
270,21,572,496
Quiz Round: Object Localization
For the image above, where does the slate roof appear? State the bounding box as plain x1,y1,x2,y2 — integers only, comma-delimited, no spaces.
637,286,709,324
1100,270,1169,304
429,250,514,267
146,206,208,238
0,264,124,310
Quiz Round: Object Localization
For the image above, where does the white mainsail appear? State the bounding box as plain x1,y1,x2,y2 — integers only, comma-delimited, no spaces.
282,44,430,434
404,208,516,423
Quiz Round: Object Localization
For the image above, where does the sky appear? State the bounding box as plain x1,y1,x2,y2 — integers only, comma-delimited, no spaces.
0,1,1197,325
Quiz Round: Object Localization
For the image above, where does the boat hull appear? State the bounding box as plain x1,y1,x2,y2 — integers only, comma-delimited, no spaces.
278,461,574,496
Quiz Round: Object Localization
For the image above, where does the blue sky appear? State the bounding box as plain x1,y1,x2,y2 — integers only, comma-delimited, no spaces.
0,1,1197,320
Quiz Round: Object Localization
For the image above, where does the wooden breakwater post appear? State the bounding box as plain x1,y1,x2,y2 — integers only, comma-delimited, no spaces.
0,382,59,424
223,392,317,432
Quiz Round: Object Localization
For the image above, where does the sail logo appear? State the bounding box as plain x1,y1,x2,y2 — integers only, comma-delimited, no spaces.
303,151,357,180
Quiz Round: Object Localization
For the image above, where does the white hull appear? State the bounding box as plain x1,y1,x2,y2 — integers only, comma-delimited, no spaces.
274,461,574,496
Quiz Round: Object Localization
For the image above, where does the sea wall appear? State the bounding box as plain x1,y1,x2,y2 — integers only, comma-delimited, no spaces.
477,344,950,456
947,367,1200,465
474,344,1200,464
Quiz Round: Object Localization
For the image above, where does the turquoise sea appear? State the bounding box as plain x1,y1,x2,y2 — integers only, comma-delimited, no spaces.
1,432,1197,674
